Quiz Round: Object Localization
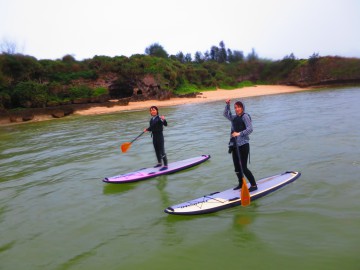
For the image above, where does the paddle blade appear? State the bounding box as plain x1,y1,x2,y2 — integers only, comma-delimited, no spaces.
121,142,131,153
241,178,251,207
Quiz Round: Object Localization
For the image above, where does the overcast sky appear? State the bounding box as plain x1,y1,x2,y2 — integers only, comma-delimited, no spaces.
1,0,359,61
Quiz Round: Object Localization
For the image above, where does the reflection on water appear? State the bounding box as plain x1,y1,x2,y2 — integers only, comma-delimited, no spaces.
1,87,360,270
102,183,137,195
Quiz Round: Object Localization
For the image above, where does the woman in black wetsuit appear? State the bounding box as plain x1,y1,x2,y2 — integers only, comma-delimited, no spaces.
223,100,257,191
144,106,168,171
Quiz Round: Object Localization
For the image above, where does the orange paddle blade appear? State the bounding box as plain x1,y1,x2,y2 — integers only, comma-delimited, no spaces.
241,178,251,207
121,142,131,153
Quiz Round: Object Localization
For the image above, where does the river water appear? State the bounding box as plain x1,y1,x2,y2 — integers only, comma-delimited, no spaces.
1,87,359,270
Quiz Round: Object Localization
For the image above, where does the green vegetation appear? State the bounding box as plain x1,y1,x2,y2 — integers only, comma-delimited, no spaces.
92,87,107,97
173,82,199,95
1,41,360,112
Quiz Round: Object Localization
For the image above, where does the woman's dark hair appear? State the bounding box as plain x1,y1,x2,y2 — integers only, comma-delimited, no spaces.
234,101,244,109
150,106,159,114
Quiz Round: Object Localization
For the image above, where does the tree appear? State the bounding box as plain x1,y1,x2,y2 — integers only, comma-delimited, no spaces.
247,48,258,61
0,54,43,83
231,50,244,62
218,41,227,63
309,52,320,66
145,43,168,58
203,51,210,61
62,54,76,63
284,53,296,60
184,53,192,63
0,39,18,54
12,81,48,108
210,46,219,61
194,51,204,63
175,51,185,63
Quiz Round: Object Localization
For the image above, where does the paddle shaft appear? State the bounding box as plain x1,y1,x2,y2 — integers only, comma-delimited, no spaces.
130,131,145,144
234,136,251,206
227,104,245,177
234,136,245,178
123,115,160,149
229,108,250,206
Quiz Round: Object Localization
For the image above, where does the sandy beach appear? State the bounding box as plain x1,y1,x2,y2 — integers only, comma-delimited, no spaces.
0,85,312,125
75,85,312,116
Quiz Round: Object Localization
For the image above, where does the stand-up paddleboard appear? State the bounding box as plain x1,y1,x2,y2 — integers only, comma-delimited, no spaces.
164,171,301,215
103,155,211,183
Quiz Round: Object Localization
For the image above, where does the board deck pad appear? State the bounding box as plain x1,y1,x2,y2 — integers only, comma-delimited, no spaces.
164,171,301,215
103,155,211,183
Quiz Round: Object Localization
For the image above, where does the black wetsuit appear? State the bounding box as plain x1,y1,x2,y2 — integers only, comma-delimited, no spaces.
147,116,168,166
224,103,256,188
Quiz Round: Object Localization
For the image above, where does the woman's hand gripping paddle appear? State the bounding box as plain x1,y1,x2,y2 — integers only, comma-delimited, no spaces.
121,131,145,153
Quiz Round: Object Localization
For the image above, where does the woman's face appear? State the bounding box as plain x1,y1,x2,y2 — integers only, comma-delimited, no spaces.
234,104,243,115
150,108,158,116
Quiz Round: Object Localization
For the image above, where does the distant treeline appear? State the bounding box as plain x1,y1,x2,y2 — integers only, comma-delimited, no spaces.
1,41,360,111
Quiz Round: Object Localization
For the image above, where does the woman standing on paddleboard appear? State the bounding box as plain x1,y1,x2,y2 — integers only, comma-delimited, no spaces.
224,100,257,191
144,106,168,171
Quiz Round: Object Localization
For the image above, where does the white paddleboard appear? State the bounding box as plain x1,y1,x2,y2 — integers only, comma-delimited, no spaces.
164,171,301,215
103,155,211,183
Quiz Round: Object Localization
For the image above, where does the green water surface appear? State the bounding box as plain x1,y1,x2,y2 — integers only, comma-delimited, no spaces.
1,87,359,270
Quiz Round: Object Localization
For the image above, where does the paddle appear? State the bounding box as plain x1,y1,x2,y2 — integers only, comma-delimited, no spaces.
121,131,145,153
121,115,160,153
234,136,251,207
240,174,250,206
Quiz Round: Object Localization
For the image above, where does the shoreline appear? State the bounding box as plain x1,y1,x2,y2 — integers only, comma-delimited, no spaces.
75,85,312,116
0,85,312,125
